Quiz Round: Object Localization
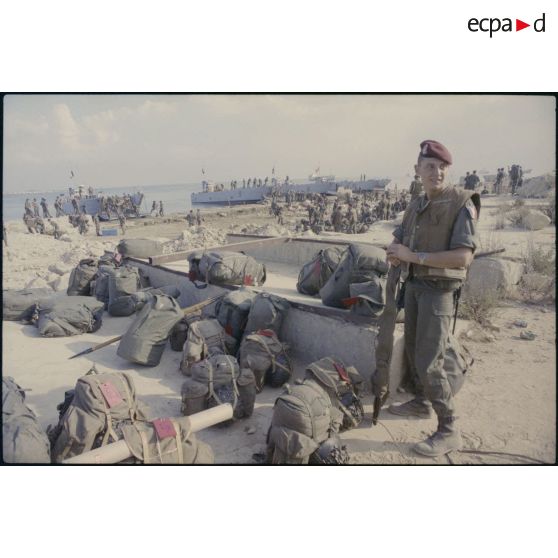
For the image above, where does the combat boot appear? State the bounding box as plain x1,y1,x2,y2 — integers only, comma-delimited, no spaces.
413,416,462,457
388,397,433,418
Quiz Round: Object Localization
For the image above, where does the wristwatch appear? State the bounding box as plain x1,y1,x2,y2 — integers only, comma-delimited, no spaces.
417,252,427,265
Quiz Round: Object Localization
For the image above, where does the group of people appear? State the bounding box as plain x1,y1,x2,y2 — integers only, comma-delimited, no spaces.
150,200,165,217
201,176,291,193
24,197,52,219
463,170,481,191
186,209,203,227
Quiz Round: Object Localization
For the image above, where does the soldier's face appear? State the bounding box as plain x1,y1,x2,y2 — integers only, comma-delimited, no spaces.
415,158,449,192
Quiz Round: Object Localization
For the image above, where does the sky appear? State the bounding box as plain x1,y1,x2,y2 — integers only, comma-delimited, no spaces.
2,94,555,193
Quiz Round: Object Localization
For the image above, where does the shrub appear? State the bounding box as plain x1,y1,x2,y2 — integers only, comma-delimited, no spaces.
523,239,555,276
459,288,501,326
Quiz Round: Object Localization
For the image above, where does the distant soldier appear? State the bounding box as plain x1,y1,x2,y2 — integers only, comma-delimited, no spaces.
23,213,37,234
347,205,358,234
71,197,80,214
409,174,423,201
384,199,391,221
88,186,94,196
332,206,343,232
159,201,164,217
32,198,40,217
151,201,157,216
470,170,480,191
24,198,33,216
196,209,202,226
118,212,126,235
48,219,62,240
93,213,102,236
78,213,89,235
187,209,195,226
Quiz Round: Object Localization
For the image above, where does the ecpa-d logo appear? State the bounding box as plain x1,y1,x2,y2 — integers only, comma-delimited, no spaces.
468,12,546,37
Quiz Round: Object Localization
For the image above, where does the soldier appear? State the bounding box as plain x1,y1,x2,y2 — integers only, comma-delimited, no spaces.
332,205,343,232
159,201,164,217
93,213,102,236
385,139,480,457
118,212,126,235
347,204,357,234
32,198,40,217
24,198,33,216
78,213,89,235
48,219,62,240
409,174,423,201
151,201,157,216
196,209,202,226
23,213,36,233
187,209,195,226
470,170,480,191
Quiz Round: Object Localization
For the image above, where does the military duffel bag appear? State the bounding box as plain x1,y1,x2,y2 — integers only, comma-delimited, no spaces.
319,243,388,308
107,266,141,315
117,294,183,366
305,356,364,431
181,318,237,375
344,277,386,318
243,292,290,337
238,329,292,392
2,287,55,321
3,377,51,463
67,258,99,296
119,418,214,464
50,368,150,463
117,238,165,259
266,380,342,464
181,354,255,420
296,247,345,296
214,288,258,341
109,285,182,318
189,250,266,286
94,265,117,308
37,296,105,337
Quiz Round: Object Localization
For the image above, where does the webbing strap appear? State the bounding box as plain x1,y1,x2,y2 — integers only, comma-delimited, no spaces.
139,429,150,463
171,420,184,464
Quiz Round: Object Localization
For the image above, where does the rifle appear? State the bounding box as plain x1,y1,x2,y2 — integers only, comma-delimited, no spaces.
68,293,225,360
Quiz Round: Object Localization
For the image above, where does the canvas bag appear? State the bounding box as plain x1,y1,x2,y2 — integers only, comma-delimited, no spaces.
107,266,141,315
319,243,388,308
180,318,237,374
67,258,99,296
94,264,117,307
109,285,182,318
243,292,290,337
50,369,150,462
37,296,105,337
2,377,51,463
169,311,202,352
117,238,165,259
2,288,55,321
266,380,341,464
296,247,345,296
305,357,364,431
238,329,292,392
117,294,183,366
346,277,386,318
181,354,256,420
214,288,258,340
119,419,214,464
190,250,266,286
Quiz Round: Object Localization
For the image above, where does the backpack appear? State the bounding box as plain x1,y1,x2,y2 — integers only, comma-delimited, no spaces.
36,296,105,337
243,292,290,337
2,287,55,321
238,329,292,392
94,264,117,308
107,266,141,315
169,312,202,351
214,288,258,341
117,294,183,366
304,357,364,431
119,419,214,464
50,368,149,462
345,277,386,318
181,354,256,420
2,377,51,463
109,285,182,318
188,250,266,286
180,319,237,374
266,380,341,464
67,258,99,296
319,243,388,308
296,247,345,296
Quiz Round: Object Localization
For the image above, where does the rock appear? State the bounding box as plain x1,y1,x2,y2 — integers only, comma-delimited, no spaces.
49,262,72,276
520,330,536,341
50,273,70,292
60,234,72,242
464,257,524,297
522,210,551,231
25,276,51,290
513,319,528,328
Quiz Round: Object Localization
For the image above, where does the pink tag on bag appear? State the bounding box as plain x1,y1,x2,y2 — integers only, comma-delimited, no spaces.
152,418,177,440
99,382,123,408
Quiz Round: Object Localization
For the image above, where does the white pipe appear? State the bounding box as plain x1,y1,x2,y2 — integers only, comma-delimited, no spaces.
62,404,233,464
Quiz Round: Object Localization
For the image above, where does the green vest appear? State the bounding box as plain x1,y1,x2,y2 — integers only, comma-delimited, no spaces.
401,187,479,281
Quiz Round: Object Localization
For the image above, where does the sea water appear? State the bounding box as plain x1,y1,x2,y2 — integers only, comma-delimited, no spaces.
2,182,203,222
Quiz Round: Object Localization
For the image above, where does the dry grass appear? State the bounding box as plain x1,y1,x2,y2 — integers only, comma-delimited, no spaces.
479,232,505,253
459,288,502,326
523,238,555,276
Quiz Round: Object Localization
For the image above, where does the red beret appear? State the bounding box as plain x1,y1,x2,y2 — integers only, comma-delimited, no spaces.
419,140,453,165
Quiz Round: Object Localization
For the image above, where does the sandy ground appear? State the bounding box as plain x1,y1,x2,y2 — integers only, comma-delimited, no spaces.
2,192,556,464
